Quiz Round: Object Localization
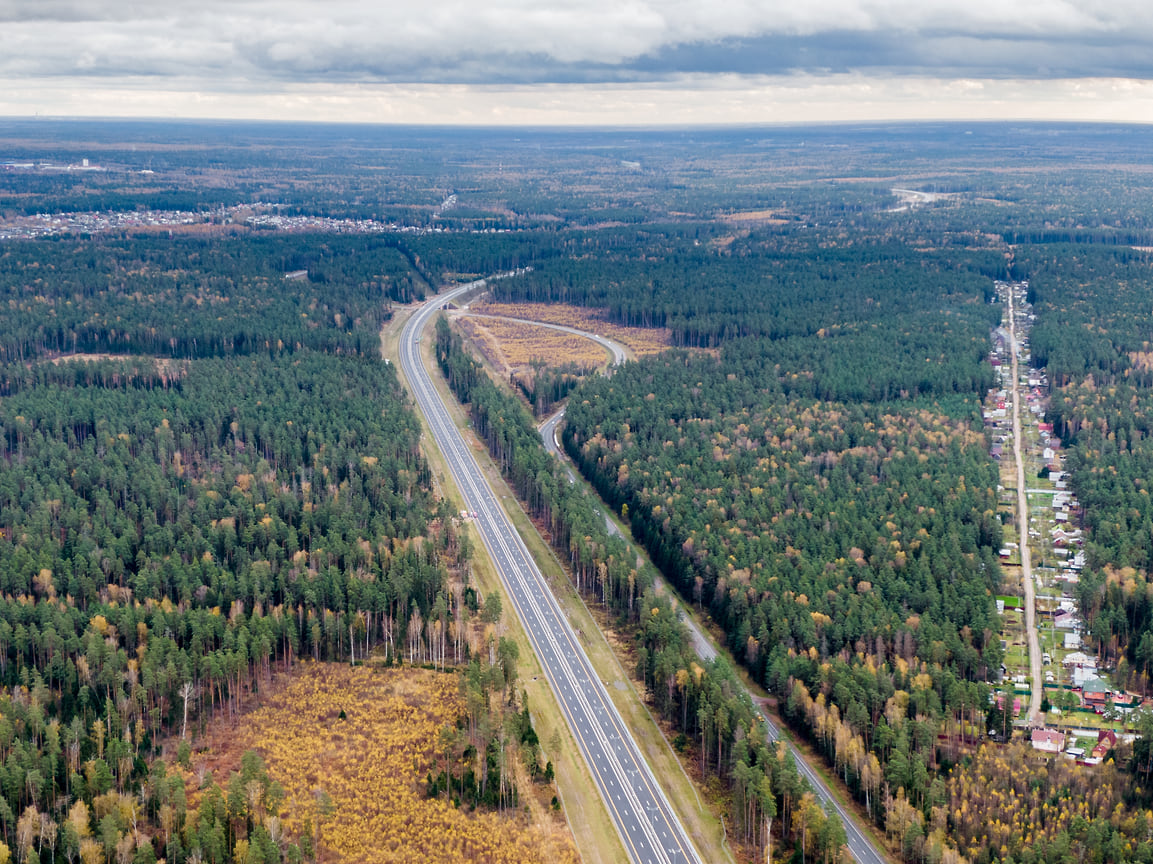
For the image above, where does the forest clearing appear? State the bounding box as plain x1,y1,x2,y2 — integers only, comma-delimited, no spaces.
191,662,579,864
454,315,607,374
468,301,673,356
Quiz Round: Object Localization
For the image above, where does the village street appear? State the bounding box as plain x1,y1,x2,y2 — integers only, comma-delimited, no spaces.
987,281,1127,758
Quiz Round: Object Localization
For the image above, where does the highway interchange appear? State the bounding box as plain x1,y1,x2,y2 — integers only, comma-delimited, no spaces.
402,277,889,864
400,277,704,864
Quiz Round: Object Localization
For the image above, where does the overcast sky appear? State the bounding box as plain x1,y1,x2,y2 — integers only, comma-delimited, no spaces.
2,0,1153,124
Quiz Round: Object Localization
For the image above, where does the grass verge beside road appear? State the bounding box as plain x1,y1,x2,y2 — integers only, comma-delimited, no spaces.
382,302,628,864
387,301,734,864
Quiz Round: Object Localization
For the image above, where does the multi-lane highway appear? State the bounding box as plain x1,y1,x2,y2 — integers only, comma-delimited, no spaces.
405,278,890,864
400,278,704,864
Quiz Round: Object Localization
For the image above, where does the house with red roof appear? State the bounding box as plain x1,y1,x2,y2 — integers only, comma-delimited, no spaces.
1092,730,1117,760
1031,728,1065,753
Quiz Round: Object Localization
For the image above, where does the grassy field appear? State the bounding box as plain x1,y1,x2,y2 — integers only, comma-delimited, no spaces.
455,314,610,373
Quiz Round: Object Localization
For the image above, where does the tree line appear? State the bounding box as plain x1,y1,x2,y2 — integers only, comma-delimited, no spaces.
0,228,482,863
434,314,860,864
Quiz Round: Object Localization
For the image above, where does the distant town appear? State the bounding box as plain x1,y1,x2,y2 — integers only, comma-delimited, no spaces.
0,160,508,240
0,202,518,241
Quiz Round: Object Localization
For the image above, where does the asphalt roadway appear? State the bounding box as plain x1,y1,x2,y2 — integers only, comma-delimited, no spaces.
400,278,704,864
528,328,889,864
539,407,578,483
538,405,717,663
754,708,885,864
457,311,629,366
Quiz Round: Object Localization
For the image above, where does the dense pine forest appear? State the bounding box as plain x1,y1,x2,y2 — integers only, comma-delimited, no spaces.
487,210,1153,862
493,230,1005,351
6,120,1153,864
435,313,860,864
1021,246,1153,681
522,232,1007,840
0,228,493,863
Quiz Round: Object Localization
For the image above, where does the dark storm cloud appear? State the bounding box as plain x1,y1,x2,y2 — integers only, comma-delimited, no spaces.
633,30,1153,80
1,1,1150,84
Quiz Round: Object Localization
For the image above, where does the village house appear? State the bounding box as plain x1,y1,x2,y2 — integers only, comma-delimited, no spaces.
1072,665,1100,688
1078,730,1118,765
1054,608,1079,629
1031,728,1066,753
1080,678,1111,712
1063,651,1099,687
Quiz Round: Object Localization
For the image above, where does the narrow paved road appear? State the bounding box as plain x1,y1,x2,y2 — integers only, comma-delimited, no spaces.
758,703,885,864
529,323,890,864
1007,285,1044,724
539,407,577,483
542,403,717,663
401,278,704,864
458,311,630,366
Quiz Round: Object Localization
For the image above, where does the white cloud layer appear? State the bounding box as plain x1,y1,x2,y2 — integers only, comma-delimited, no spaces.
3,1,1153,121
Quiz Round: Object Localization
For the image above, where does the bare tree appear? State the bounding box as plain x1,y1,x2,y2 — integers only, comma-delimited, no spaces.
40,815,57,863
16,805,39,864
179,682,199,740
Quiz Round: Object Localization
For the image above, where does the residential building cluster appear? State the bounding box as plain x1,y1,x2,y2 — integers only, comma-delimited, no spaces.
0,201,518,242
987,281,1149,754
